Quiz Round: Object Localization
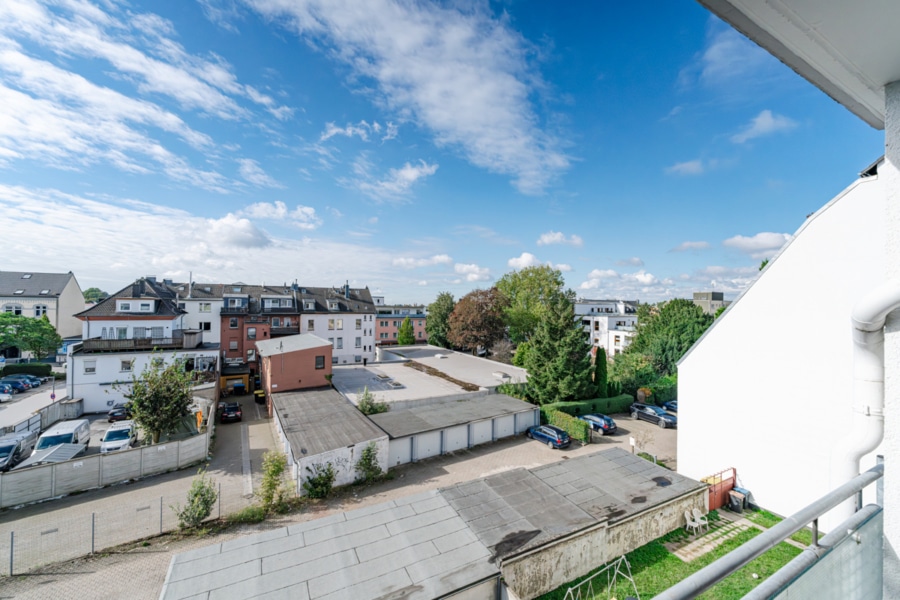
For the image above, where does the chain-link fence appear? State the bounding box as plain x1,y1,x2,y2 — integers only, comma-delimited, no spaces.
0,479,252,576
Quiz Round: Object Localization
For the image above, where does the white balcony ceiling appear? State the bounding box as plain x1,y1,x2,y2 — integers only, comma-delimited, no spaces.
699,0,900,129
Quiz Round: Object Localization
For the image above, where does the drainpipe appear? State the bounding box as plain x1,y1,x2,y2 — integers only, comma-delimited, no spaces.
831,279,900,522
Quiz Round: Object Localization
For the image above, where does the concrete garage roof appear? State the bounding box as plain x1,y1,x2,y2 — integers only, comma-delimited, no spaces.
332,363,467,404
368,394,536,438
383,345,528,388
273,387,386,457
161,449,705,600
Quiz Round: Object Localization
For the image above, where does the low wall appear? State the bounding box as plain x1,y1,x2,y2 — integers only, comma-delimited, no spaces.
294,436,389,495
500,486,708,600
0,431,210,508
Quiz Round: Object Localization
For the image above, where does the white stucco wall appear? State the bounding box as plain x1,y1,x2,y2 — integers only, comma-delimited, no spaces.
295,436,389,494
301,313,375,364
678,173,885,524
83,317,181,340
178,299,223,344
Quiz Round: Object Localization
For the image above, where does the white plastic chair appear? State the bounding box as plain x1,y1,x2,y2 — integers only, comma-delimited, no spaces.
684,510,701,535
692,508,710,532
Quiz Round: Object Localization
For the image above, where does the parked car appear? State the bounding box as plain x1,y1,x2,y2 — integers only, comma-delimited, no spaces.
0,430,39,471
526,425,571,449
0,382,13,395
108,403,132,422
579,413,617,435
220,402,242,423
33,419,91,455
630,402,677,428
4,374,42,387
662,400,678,413
100,421,137,453
0,378,29,392
0,391,11,403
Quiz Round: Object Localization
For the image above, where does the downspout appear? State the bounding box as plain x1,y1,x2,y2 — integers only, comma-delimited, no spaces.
831,279,900,522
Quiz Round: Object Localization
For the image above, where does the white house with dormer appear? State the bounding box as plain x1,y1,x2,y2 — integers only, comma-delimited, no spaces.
574,299,638,356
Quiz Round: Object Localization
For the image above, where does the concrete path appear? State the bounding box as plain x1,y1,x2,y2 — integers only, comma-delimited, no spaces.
0,417,677,599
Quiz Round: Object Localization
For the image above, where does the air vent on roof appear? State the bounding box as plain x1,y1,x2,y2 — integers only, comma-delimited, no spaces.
375,374,391,381
21,274,31,279
389,381,403,389
204,287,211,292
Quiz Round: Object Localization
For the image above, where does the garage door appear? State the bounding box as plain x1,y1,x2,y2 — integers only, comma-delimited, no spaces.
415,431,442,461
515,410,538,434
470,420,492,447
389,438,412,467
494,415,515,439
443,425,468,453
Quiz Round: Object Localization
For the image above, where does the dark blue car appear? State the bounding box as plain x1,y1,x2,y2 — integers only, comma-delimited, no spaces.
0,379,29,393
662,400,678,413
579,413,617,435
630,402,677,428
527,425,571,449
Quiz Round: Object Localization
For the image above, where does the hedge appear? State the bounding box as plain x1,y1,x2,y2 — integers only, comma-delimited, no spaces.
541,394,634,421
2,363,53,377
546,410,590,444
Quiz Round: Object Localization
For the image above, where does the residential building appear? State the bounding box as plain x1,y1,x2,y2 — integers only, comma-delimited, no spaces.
0,271,84,359
680,1,900,595
255,334,333,408
372,295,428,345
692,291,730,316
298,284,376,365
166,281,224,346
574,299,637,356
68,277,219,412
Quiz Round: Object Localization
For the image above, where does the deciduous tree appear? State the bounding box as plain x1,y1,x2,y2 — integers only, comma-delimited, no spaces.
83,287,109,303
396,316,415,345
448,288,508,353
0,313,62,359
496,265,566,344
119,353,194,444
426,292,455,349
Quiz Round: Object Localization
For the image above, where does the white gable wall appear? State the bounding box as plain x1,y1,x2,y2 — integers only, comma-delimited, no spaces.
678,173,885,522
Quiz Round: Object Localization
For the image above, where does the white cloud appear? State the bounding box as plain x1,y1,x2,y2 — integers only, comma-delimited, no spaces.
537,231,583,247
454,263,491,282
579,268,620,290
246,0,569,194
452,225,518,245
320,120,374,142
418,280,428,286
507,252,571,272
679,21,777,90
349,158,438,201
237,200,322,230
723,232,791,259
392,254,453,269
204,213,271,248
616,257,644,267
671,241,710,252
237,158,283,188
629,270,658,285
368,216,379,224
554,263,572,272
731,110,797,144
665,159,705,176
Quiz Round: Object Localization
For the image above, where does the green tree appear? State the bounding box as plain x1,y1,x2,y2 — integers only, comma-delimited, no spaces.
496,265,566,344
593,347,609,398
426,292,455,348
82,287,109,303
119,353,194,444
511,340,532,367
396,316,415,345
524,292,597,405
0,313,31,353
19,315,62,359
171,468,217,530
759,258,769,271
628,299,713,377
714,305,727,319
448,288,508,354
608,351,658,398
258,451,290,514
357,386,389,415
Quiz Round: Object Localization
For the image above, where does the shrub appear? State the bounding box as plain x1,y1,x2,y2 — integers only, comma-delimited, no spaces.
227,505,266,524
303,462,336,499
496,381,530,400
258,451,291,514
650,374,678,404
540,394,635,422
2,363,53,377
171,469,218,530
546,410,591,443
357,386,389,415
355,442,383,483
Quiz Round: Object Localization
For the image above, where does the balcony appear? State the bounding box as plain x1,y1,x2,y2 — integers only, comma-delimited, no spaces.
221,306,249,314
270,326,300,336
82,331,186,352
261,306,298,314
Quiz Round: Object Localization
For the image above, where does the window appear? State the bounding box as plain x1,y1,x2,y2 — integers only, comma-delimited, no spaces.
336,338,343,349
120,360,133,372
39,289,50,295
3,304,22,315
34,305,47,317
380,320,387,327
418,331,422,338
101,327,108,339
119,302,131,311
393,320,399,327
380,333,388,339
328,319,335,330
229,317,238,328
308,319,315,331
21,274,31,279
393,332,397,338
304,300,315,310
336,319,343,330
229,340,238,350
355,337,361,348
594,322,600,331
332,356,338,365
178,302,186,310
200,322,211,331
116,327,128,340
151,326,164,338
356,319,362,330
140,302,151,312
614,335,621,344
13,290,24,295
199,303,211,313
247,327,257,340
84,360,96,374
152,357,164,368
272,317,280,327
328,337,334,347
227,298,243,308
134,327,147,338
247,349,256,361
315,355,325,369
355,355,362,363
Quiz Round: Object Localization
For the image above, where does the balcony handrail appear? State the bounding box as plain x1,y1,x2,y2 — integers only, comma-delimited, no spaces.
654,463,884,600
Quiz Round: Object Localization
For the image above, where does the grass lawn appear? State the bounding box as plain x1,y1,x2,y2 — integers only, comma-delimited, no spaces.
744,509,821,546
539,527,802,600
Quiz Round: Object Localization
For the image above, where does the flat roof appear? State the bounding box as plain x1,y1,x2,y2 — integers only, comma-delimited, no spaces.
255,333,331,356
272,387,386,457
368,394,536,438
161,448,704,599
332,362,470,404
382,346,528,389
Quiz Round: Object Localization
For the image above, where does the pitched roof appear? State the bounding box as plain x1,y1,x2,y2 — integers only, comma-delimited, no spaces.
75,277,184,319
297,285,376,313
255,333,332,356
0,271,74,298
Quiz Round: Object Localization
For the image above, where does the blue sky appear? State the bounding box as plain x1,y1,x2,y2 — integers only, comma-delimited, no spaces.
0,0,883,304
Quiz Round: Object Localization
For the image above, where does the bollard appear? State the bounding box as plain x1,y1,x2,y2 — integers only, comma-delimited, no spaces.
218,483,222,519
160,497,163,534
91,512,96,555
9,531,13,576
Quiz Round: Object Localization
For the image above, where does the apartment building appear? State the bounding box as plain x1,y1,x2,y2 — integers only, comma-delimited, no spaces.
574,299,638,356
372,295,428,345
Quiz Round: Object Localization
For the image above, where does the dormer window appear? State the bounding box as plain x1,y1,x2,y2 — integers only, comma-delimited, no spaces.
21,274,31,279
118,301,132,312
13,290,24,295
232,286,241,293
328,300,339,310
39,289,50,295
140,302,152,312
303,300,315,310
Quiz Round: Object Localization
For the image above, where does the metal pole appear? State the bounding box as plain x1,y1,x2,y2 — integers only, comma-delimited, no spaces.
218,482,222,519
811,518,818,548
9,531,13,576
159,497,163,534
91,512,95,554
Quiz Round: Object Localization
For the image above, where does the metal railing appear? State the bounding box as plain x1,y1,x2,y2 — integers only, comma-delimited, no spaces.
82,331,186,352
654,463,884,600
270,326,300,336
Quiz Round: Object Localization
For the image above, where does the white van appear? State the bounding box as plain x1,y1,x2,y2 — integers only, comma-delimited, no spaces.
0,430,39,471
33,419,91,455
100,420,136,453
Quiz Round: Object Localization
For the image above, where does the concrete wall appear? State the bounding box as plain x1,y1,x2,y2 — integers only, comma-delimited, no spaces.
500,488,707,600
0,431,210,508
295,436,389,495
678,174,885,523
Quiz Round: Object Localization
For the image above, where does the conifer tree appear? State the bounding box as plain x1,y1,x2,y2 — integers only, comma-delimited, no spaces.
397,316,416,345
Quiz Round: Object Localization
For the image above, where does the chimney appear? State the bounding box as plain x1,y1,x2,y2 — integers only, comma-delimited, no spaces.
145,276,157,283
344,280,350,299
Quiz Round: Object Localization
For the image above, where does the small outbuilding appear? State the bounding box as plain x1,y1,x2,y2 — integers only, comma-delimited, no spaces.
255,333,333,416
